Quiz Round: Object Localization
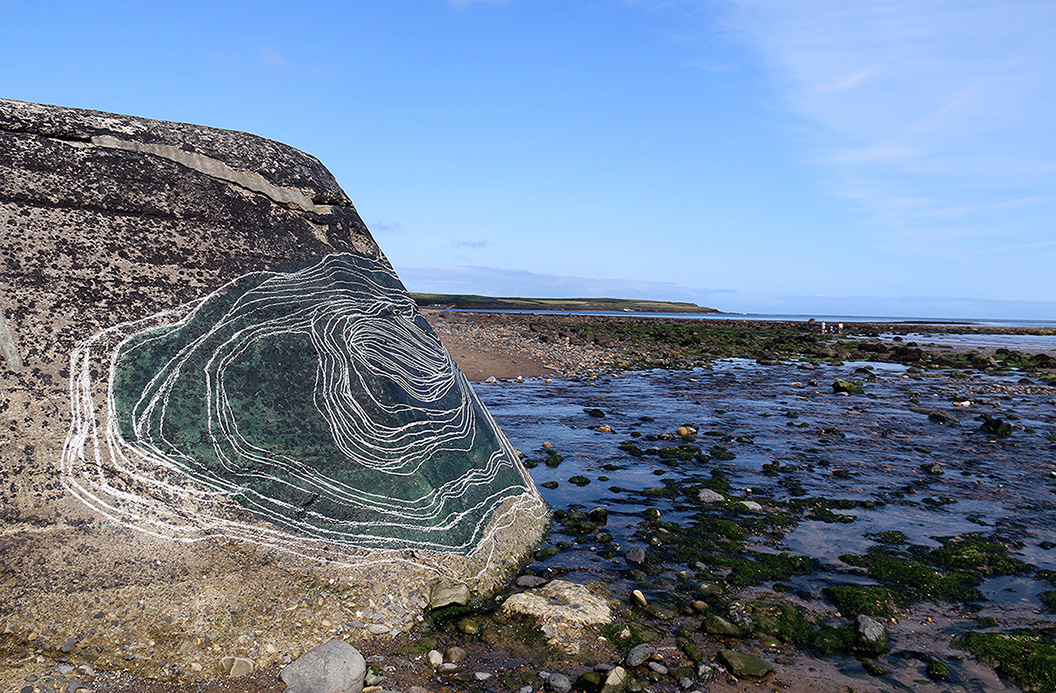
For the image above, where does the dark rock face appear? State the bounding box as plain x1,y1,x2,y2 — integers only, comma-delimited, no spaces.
0,99,545,678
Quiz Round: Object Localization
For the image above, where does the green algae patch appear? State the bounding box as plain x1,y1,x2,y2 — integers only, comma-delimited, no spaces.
832,380,865,395
838,533,1030,608
927,535,1033,576
868,530,909,545
718,649,774,678
954,628,1056,692
601,622,661,657
711,552,816,587
839,549,983,604
823,584,904,618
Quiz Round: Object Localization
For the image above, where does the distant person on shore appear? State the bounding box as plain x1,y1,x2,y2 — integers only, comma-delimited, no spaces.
838,322,844,334
821,321,827,333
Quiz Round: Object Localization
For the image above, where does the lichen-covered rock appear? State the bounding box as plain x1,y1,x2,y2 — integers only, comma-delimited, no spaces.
0,98,546,683
502,579,615,653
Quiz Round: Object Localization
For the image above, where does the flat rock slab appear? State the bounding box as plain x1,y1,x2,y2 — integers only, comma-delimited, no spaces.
502,580,614,653
718,649,774,678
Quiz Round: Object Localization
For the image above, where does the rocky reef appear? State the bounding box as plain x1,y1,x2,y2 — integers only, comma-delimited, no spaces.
0,98,546,682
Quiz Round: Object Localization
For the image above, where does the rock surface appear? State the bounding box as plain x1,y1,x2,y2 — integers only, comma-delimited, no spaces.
718,649,774,678
280,640,366,693
501,580,615,653
855,614,890,655
0,98,547,686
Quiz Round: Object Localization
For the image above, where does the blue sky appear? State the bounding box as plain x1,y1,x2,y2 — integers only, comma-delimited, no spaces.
2,0,1053,319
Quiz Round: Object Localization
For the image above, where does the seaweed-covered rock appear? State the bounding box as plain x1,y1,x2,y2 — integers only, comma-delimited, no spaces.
718,649,774,678
855,615,890,655
832,380,865,395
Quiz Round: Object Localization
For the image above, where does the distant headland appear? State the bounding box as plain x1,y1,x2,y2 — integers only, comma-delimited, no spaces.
410,293,722,314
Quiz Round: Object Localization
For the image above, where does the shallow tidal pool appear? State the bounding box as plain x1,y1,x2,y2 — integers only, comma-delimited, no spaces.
475,356,1056,691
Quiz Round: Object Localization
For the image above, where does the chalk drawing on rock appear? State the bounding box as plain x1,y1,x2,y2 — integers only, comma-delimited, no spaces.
61,252,543,567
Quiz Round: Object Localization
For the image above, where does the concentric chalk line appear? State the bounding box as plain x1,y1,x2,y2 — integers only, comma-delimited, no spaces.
61,253,545,569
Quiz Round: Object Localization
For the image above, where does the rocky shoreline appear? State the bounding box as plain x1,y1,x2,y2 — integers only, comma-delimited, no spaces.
8,311,1054,693
427,310,1056,382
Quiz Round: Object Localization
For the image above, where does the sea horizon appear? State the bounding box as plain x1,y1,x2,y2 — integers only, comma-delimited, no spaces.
435,308,1056,330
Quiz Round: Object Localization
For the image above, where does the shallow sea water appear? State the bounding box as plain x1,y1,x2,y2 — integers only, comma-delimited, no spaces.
474,355,1056,689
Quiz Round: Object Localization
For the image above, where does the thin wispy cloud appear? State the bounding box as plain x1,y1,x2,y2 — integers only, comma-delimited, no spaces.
370,220,403,233
719,0,1056,251
257,45,289,75
814,66,878,93
453,239,492,250
447,0,509,9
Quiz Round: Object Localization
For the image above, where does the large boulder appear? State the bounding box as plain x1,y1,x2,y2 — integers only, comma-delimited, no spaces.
0,99,546,682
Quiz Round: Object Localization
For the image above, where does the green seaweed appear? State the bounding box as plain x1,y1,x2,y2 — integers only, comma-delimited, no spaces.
824,584,904,618
954,628,1056,692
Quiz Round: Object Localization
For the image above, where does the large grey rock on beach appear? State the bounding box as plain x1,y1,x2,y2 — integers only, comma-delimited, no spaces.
0,98,547,679
281,640,366,693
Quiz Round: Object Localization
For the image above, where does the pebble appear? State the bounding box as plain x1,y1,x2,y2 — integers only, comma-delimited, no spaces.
625,643,656,667
605,666,628,688
221,655,255,678
444,646,467,663
516,575,549,588
547,672,572,693
631,589,648,607
429,581,470,609
427,650,443,669
647,662,668,675
740,500,763,512
698,489,726,503
474,672,492,681
625,547,646,565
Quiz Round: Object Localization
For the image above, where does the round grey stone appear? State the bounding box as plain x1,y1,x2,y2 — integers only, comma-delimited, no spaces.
625,643,656,668
280,639,366,693
697,489,725,503
547,672,572,693
856,614,886,643
625,547,646,565
516,575,549,588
